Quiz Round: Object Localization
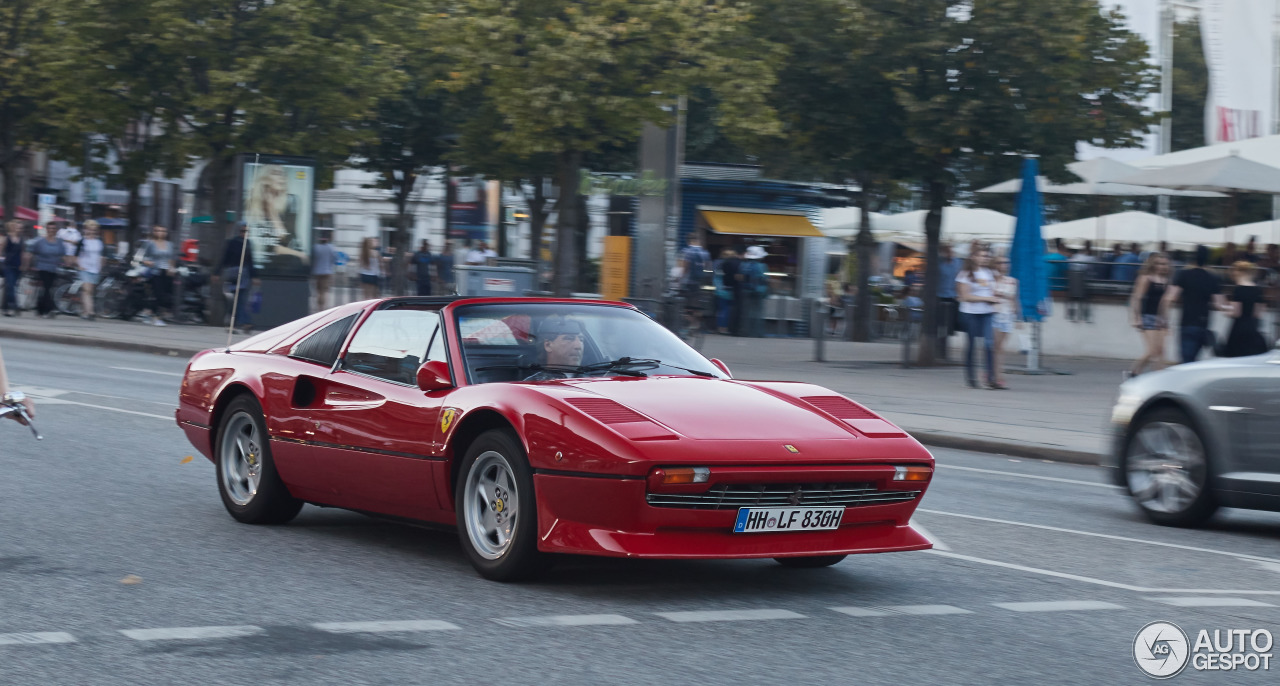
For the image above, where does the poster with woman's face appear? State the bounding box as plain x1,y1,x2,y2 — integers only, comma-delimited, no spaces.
242,161,314,276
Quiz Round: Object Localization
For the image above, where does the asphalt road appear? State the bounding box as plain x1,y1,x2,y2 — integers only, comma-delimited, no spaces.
2,338,1279,685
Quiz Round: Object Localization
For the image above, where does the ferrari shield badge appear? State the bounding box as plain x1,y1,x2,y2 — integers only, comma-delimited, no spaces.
784,444,799,453
440,408,458,434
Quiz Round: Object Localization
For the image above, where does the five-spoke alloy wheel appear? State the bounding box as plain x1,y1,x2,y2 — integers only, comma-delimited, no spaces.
455,429,548,581
1124,407,1217,527
215,395,302,524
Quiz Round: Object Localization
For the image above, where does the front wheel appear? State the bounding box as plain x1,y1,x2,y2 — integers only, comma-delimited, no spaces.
455,429,549,581
1123,407,1217,527
773,555,847,569
215,395,302,524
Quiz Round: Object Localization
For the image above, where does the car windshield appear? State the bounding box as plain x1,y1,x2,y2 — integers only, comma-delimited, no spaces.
454,302,726,384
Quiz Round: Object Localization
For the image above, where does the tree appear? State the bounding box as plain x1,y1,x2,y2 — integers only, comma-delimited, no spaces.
0,0,68,221
165,0,399,320
444,0,781,295
879,0,1155,365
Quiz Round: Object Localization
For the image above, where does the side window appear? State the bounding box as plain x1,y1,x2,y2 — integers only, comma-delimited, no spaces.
290,314,358,367
343,308,440,385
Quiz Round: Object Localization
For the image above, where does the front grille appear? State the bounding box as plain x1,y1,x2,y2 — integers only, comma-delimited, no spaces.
646,482,921,510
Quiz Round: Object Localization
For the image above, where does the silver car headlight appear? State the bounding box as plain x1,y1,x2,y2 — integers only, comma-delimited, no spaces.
1111,392,1142,426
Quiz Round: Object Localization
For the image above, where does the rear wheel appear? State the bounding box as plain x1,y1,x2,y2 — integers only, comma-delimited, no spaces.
774,555,847,569
53,282,81,316
215,395,302,524
1123,407,1217,527
455,429,549,581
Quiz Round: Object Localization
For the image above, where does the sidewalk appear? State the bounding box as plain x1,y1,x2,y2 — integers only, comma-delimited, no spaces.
0,316,1119,464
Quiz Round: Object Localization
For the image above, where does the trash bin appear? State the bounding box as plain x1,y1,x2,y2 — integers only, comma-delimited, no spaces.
454,265,536,297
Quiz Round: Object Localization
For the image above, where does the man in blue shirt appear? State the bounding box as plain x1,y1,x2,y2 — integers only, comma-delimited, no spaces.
1110,242,1142,282
936,243,963,357
411,240,434,296
1045,238,1068,291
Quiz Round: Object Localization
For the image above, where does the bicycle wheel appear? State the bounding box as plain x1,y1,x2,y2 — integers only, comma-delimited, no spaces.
97,284,125,320
54,282,82,316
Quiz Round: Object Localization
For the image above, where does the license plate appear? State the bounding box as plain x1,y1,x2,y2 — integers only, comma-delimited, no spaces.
733,506,844,533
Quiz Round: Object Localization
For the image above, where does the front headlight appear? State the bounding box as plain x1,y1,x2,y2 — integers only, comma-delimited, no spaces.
1110,392,1142,426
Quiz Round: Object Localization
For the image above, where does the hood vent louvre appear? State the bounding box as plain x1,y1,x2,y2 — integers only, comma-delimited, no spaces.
802,396,878,420
565,397,649,424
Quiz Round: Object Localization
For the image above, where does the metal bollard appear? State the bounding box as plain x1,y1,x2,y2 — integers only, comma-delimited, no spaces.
813,301,827,362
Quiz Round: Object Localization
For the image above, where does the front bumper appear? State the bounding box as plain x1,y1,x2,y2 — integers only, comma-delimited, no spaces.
534,464,932,559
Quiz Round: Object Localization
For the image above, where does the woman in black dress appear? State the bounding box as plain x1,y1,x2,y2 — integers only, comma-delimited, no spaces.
1220,261,1269,357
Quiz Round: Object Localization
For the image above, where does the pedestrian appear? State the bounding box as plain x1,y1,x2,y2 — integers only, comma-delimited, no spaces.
311,230,336,311
721,247,743,335
1128,252,1170,377
1219,261,1268,357
740,245,769,337
990,253,1019,390
1066,246,1091,322
76,220,104,320
55,220,81,258
3,220,24,316
221,221,259,334
436,243,455,294
358,236,382,299
465,240,496,266
713,249,735,334
956,247,1001,389
937,242,963,355
1045,238,1068,291
1110,242,1142,282
141,225,175,326
825,281,843,336
1160,245,1226,364
25,224,64,318
411,240,434,296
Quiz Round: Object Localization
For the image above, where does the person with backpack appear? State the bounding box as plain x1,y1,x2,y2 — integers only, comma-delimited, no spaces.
679,235,711,332
740,245,769,337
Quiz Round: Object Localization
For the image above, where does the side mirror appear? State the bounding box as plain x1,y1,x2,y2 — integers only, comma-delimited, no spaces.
709,358,732,378
416,360,454,392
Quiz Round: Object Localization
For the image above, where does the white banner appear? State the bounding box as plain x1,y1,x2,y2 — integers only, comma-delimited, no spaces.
1202,0,1275,144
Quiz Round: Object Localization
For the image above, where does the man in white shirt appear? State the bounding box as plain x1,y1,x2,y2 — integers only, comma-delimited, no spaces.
55,220,82,258
465,240,497,266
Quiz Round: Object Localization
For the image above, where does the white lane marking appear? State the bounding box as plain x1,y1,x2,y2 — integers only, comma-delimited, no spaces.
917,509,1280,566
120,625,264,641
312,620,459,633
910,519,950,552
655,609,806,623
994,601,1125,613
935,464,1120,489
19,395,172,421
0,632,77,646
492,614,639,628
926,550,1280,595
831,605,971,617
1147,597,1275,608
110,366,184,377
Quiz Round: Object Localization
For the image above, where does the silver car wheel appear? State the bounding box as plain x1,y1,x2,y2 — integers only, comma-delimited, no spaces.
1126,420,1206,514
463,450,519,560
220,412,263,507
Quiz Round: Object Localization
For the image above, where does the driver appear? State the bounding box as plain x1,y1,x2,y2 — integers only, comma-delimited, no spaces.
523,316,585,381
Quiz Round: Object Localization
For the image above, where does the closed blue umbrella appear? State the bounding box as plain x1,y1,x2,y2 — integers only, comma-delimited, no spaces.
1010,158,1048,370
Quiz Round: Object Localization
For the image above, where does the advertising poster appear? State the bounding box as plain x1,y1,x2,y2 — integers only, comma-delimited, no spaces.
449,176,488,241
1201,0,1274,144
240,155,315,276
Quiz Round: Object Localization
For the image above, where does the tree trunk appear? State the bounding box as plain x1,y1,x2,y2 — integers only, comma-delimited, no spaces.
206,156,234,326
527,176,547,263
0,158,16,223
850,179,875,342
552,151,582,296
916,178,946,367
390,171,414,296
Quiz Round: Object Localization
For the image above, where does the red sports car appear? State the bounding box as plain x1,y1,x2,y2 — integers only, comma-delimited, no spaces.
177,297,934,580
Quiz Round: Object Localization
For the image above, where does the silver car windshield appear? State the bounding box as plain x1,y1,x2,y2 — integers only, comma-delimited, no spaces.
454,303,725,384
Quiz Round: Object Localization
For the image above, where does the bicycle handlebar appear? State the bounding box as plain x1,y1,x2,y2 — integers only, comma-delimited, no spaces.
0,402,43,440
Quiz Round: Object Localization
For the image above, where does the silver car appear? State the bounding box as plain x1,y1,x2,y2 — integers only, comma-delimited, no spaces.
1107,343,1280,526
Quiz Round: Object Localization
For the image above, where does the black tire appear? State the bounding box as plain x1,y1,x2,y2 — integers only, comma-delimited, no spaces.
773,555,847,569
214,395,303,524
455,429,549,581
1122,407,1217,527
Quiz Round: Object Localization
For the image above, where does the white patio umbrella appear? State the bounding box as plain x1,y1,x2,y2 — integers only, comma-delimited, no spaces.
1120,152,1280,242
977,157,1225,244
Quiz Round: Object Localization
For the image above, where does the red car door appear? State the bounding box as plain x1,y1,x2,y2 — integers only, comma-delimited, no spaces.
298,304,451,520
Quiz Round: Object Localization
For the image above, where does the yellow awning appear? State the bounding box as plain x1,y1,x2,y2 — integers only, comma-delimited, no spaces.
700,210,823,238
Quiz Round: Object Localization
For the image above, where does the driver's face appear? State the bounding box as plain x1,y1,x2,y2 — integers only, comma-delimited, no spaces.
544,333,584,367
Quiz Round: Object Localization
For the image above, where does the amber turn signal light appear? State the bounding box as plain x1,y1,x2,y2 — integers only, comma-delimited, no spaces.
660,467,710,484
893,466,932,482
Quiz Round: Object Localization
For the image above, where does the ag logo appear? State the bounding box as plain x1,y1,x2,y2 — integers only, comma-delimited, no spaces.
440,408,458,434
1134,621,1190,679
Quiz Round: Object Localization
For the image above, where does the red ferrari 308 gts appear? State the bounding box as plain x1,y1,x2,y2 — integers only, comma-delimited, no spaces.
177,297,935,580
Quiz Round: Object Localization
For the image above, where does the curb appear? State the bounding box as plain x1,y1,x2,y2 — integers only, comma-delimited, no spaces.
907,429,1101,466
0,329,208,358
